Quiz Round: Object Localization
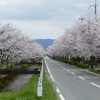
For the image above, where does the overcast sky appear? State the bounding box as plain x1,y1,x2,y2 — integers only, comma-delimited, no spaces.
0,0,100,39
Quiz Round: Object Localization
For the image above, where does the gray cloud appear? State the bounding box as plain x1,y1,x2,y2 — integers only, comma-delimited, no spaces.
0,0,98,39
0,0,90,20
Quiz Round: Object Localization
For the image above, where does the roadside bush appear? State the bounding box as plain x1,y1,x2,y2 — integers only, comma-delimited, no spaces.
68,61,77,65
96,70,100,74
76,63,89,69
89,69,100,74
64,60,68,63
83,64,89,68
51,57,90,69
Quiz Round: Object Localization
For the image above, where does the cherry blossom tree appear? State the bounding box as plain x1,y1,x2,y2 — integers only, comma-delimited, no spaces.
47,15,100,69
0,23,45,68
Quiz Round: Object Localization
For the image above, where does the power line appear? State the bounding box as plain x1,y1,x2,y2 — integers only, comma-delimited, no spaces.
82,0,98,19
84,7,94,17
88,0,97,15
78,0,99,22
78,7,94,22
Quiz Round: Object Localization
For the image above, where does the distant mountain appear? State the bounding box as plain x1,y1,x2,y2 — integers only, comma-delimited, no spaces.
35,39,54,51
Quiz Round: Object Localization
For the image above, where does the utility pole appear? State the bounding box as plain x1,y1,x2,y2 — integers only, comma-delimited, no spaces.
79,15,85,22
95,0,97,15
88,0,97,15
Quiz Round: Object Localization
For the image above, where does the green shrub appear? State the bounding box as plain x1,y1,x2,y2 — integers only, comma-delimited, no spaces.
76,63,89,69
64,60,68,63
68,61,77,65
76,63,83,68
83,64,89,68
89,69,100,74
96,70,100,74
60,59,65,62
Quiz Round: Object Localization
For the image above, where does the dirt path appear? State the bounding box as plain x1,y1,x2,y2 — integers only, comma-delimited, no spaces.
1,64,38,92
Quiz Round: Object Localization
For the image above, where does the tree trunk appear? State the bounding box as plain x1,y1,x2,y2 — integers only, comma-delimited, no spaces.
94,57,97,67
81,57,85,64
90,56,94,69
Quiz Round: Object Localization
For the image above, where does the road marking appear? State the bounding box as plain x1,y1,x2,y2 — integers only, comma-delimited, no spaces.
45,60,51,74
71,72,75,75
51,61,61,67
63,67,65,70
66,69,70,72
45,60,55,82
50,74,55,82
78,76,85,80
56,87,65,100
91,82,100,88
59,94,65,100
45,59,65,100
56,87,61,93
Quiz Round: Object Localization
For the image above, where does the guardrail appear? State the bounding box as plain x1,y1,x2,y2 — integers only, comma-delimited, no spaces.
37,60,43,97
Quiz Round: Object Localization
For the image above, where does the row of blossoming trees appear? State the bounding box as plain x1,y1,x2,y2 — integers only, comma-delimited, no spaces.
47,15,100,69
0,23,45,69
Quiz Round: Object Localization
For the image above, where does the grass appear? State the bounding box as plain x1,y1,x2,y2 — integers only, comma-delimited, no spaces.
95,66,100,68
89,69,100,74
37,65,41,71
0,73,58,100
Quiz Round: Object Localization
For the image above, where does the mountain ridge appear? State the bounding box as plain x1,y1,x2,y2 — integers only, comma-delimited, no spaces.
35,39,54,51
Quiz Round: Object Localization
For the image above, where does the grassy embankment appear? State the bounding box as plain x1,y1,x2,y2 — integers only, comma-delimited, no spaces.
0,69,57,100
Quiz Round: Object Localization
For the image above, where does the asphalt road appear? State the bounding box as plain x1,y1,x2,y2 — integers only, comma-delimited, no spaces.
44,56,100,100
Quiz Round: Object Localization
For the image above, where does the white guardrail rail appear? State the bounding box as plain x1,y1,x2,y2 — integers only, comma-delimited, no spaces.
37,60,43,97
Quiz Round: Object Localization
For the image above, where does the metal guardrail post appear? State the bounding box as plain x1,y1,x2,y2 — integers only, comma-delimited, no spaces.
37,60,43,97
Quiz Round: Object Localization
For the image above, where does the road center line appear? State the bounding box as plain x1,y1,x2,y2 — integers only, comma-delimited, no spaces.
78,76,85,80
51,61,61,67
66,69,70,72
63,67,65,70
71,72,75,75
91,82,100,88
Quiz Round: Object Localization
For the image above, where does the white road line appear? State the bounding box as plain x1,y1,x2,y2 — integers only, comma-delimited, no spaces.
56,87,65,100
45,60,65,100
45,60,55,82
59,94,65,100
71,72,75,75
58,64,61,67
56,64,60,66
50,74,55,82
66,69,70,72
45,60,51,74
63,68,65,70
78,76,85,80
51,61,61,67
56,87,61,93
91,82,100,88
